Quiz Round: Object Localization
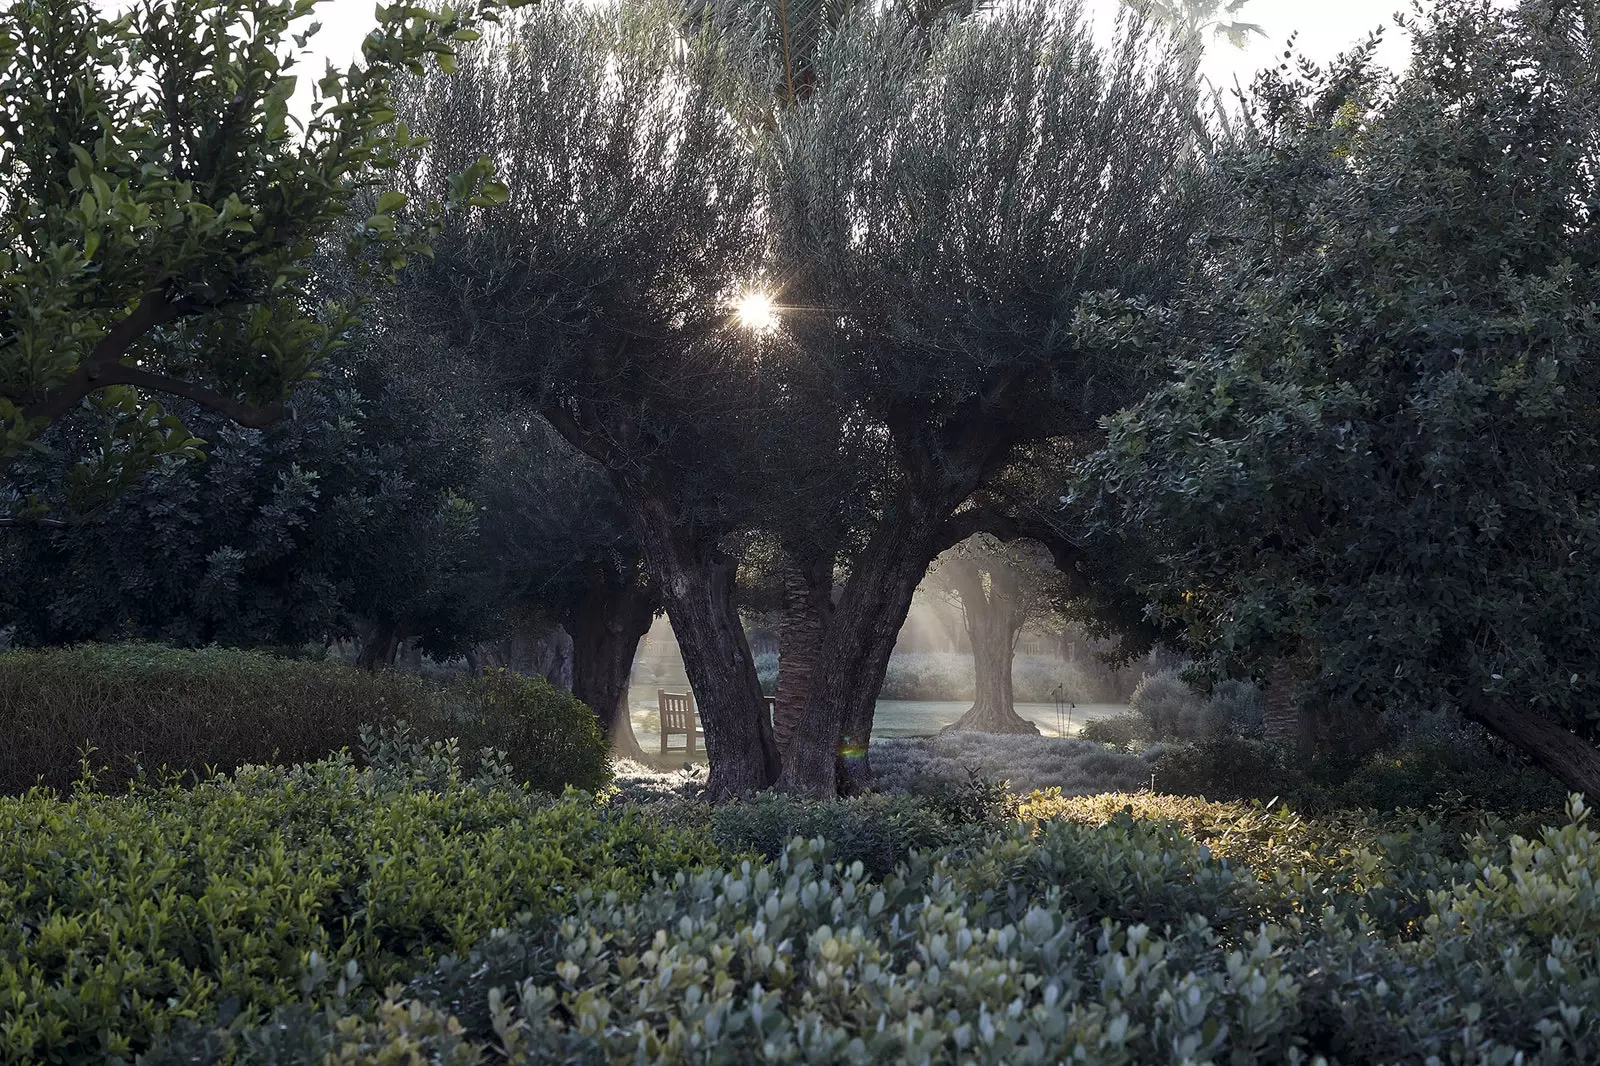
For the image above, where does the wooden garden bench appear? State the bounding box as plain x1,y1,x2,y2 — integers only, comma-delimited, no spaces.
658,689,704,754
657,691,779,754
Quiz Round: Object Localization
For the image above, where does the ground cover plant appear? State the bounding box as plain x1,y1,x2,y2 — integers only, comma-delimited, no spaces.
130,787,1600,1065
871,734,1154,797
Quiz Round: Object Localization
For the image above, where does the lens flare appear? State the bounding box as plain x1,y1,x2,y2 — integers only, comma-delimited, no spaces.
733,290,779,334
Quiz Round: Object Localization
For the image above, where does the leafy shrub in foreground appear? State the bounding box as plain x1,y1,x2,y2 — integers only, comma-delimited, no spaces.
157,798,1600,1066
0,755,723,1064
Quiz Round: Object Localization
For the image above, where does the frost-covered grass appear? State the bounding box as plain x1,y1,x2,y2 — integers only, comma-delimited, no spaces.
612,734,1153,799
872,733,1154,795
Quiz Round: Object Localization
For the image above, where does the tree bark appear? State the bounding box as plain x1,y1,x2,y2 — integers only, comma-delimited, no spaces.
942,559,1038,735
356,621,401,671
628,495,778,798
569,562,658,762
1467,698,1600,798
778,501,955,798
1261,660,1306,748
773,553,833,757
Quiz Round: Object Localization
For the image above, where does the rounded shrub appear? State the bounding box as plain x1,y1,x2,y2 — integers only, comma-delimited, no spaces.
434,669,611,794
1078,712,1149,750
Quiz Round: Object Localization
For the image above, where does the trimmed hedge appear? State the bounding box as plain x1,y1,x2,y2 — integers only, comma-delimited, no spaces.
0,645,610,796
0,753,724,1064
0,644,431,794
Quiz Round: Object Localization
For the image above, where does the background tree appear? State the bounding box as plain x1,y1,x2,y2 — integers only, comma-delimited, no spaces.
471,414,659,755
931,535,1069,735
1076,0,1600,792
0,0,507,502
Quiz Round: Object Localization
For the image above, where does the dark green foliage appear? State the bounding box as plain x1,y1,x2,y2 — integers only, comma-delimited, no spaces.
0,347,489,655
1149,728,1566,815
0,758,726,1065
439,669,612,795
1077,0,1600,745
0,645,613,797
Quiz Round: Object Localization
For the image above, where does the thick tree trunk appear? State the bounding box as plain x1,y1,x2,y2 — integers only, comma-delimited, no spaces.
629,496,778,798
569,563,658,762
1467,699,1600,798
773,554,833,757
779,506,950,798
943,560,1038,735
1261,660,1306,748
356,621,401,671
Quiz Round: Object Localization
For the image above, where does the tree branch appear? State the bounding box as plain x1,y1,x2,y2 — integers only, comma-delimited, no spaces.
12,288,189,428
937,502,1090,598
0,516,70,529
88,363,286,428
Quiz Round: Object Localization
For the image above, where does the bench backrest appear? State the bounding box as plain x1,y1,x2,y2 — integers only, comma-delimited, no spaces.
659,690,695,733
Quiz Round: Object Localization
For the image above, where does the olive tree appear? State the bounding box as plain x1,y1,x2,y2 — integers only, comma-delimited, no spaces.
391,0,784,797
471,414,659,754
767,0,1207,794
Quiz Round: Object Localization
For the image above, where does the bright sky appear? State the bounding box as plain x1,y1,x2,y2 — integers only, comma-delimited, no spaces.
286,0,1416,117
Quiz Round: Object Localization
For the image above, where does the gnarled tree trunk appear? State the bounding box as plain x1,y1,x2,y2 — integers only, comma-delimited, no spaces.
942,558,1038,735
773,553,833,757
570,562,658,762
629,495,779,798
778,499,959,798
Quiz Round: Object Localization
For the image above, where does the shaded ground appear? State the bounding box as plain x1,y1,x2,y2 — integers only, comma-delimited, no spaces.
613,731,1155,799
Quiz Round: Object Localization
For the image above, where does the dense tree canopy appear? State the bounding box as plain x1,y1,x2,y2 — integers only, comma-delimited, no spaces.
1076,0,1600,790
0,342,488,654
